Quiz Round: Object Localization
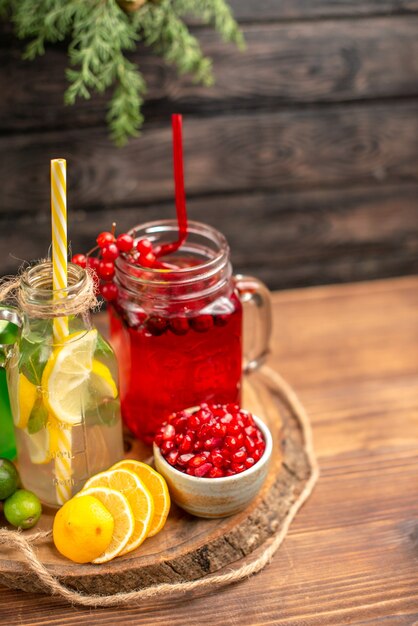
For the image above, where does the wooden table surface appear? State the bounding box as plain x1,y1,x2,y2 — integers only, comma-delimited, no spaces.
1,276,418,625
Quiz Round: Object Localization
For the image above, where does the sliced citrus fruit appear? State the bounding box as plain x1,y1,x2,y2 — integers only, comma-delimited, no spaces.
23,415,59,465
53,493,114,563
90,360,118,399
11,373,38,429
42,330,97,425
111,460,170,537
79,487,134,563
83,468,154,555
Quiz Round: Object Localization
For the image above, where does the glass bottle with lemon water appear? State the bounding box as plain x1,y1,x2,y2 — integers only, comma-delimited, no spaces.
6,262,124,507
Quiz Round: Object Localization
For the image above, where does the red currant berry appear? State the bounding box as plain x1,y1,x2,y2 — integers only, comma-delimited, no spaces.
169,316,189,336
87,256,100,272
214,314,230,327
100,282,118,302
136,238,153,255
137,251,156,268
190,314,214,333
101,243,119,262
116,233,134,253
98,260,115,280
146,315,168,336
71,253,87,268
97,231,116,248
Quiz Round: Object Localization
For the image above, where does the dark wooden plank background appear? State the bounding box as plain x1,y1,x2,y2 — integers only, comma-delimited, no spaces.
1,3,418,288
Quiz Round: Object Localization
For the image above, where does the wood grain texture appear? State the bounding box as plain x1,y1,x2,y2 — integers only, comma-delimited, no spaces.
1,183,418,289
1,102,418,216
1,276,418,623
2,17,418,132
227,0,418,20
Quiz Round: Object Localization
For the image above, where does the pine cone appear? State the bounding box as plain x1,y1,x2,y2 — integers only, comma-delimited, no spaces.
117,0,147,12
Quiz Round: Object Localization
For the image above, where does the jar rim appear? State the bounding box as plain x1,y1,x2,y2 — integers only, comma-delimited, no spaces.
117,219,229,281
21,261,87,299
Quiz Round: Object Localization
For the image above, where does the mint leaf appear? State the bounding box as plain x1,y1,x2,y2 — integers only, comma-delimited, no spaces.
95,334,114,360
27,398,48,434
19,337,51,386
85,398,120,427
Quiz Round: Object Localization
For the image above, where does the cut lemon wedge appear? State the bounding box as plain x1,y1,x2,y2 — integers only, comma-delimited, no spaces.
23,415,59,465
79,486,134,563
42,330,97,425
11,373,38,429
90,360,118,400
83,468,154,555
111,460,170,537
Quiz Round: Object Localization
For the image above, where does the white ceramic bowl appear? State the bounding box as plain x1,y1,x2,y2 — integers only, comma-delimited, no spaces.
153,415,273,518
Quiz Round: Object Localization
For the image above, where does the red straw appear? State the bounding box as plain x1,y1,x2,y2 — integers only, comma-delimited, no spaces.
155,113,188,257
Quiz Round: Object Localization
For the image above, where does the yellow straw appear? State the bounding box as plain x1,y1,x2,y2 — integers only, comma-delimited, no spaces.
50,158,72,505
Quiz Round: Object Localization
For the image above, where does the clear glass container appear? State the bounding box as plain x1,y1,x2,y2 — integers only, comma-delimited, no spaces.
109,220,272,445
6,261,124,507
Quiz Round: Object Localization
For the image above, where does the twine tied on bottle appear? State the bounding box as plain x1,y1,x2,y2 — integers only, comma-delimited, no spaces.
0,262,99,320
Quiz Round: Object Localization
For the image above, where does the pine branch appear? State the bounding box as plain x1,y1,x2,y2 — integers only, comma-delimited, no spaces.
12,0,76,59
137,0,214,86
173,0,245,49
107,56,146,146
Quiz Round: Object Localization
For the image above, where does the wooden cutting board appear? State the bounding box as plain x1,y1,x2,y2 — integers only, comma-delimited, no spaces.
0,368,313,596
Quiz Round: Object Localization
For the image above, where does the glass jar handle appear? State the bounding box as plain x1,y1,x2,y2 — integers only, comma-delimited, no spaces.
235,274,272,374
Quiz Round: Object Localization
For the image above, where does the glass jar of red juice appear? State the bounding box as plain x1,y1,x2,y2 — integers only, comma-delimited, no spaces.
109,220,271,445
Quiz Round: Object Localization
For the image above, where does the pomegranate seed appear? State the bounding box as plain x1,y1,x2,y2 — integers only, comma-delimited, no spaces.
188,454,206,468
210,450,224,468
177,453,194,467
203,437,223,450
194,462,213,477
188,414,201,430
226,422,242,436
116,233,134,252
245,436,256,454
98,260,115,280
100,282,118,301
155,403,265,478
166,450,179,466
162,424,175,440
231,463,246,474
224,435,239,450
209,467,224,478
169,316,189,335
179,434,193,453
101,243,119,262
190,314,214,333
231,448,247,464
97,231,115,248
160,440,175,454
71,253,87,268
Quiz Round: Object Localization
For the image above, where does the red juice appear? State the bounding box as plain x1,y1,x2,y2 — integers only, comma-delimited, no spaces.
109,293,242,445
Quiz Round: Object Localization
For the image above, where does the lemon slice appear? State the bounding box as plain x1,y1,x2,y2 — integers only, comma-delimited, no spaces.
24,416,59,464
90,360,118,400
79,486,134,563
42,330,97,425
83,468,154,555
111,460,170,537
11,373,38,429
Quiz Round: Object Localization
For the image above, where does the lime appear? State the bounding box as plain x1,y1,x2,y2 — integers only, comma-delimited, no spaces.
4,489,42,529
0,458,19,500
